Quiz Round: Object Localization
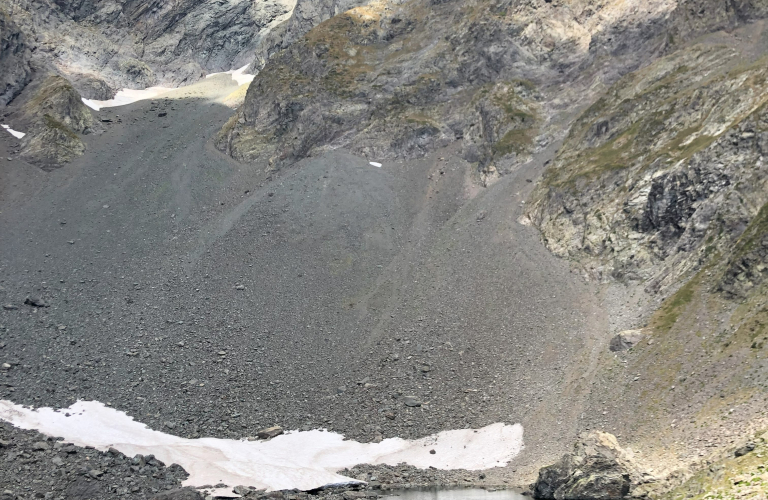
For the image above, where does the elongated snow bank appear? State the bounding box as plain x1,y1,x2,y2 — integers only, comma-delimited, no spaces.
0,400,523,493
82,87,175,110
2,124,25,139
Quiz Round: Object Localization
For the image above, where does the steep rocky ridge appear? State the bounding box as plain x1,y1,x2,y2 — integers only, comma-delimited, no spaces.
522,15,768,498
526,39,768,291
216,0,680,172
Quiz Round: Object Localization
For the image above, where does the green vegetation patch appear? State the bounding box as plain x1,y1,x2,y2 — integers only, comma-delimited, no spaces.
43,114,79,140
661,433,768,500
652,273,701,332
493,128,535,156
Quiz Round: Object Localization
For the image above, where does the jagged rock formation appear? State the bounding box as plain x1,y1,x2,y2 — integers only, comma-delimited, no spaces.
217,0,679,170
525,41,768,293
717,203,768,299
532,431,654,500
14,75,99,168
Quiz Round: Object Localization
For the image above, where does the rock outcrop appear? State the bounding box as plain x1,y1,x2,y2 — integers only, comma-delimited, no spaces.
532,431,653,500
608,330,644,352
526,40,768,292
14,75,99,168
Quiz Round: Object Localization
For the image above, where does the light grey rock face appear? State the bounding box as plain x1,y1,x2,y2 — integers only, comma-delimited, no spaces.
526,38,768,293
252,0,373,70
1,0,295,97
218,0,681,170
0,8,33,106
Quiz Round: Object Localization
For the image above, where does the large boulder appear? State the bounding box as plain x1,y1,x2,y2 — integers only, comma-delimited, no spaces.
532,431,652,500
15,75,101,169
608,330,644,352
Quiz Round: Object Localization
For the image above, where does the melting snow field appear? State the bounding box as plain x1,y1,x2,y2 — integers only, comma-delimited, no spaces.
2,124,25,139
0,400,523,494
81,65,256,111
82,87,175,111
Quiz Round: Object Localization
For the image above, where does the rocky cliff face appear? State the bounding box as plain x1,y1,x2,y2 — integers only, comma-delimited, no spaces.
525,41,768,292
0,0,295,101
0,7,32,106
252,0,371,71
216,0,679,171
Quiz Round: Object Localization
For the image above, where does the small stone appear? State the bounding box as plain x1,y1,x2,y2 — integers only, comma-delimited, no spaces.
165,421,176,429
158,112,167,117
51,456,64,466
1,363,10,369
235,284,245,290
735,442,756,457
88,469,103,478
257,426,284,439
403,396,421,407
429,449,436,454
32,441,49,450
24,295,48,307
2,304,17,310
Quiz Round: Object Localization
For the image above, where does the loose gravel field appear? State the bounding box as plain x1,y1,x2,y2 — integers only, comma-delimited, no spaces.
0,76,606,497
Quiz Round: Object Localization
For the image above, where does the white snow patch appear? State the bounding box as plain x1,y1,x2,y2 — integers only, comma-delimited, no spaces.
82,86,175,111
369,162,382,168
0,400,523,494
206,64,255,86
2,124,25,139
